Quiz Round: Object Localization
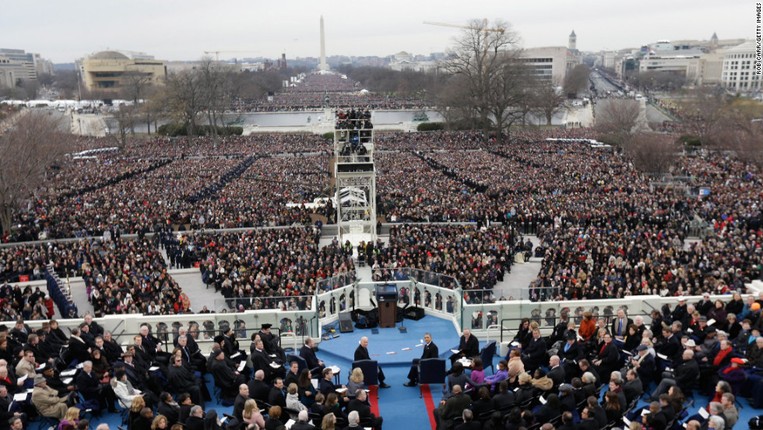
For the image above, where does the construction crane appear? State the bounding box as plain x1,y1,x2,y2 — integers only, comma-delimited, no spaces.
423,19,505,34
203,50,259,62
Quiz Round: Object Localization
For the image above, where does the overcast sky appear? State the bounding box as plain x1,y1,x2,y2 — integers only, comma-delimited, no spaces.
1,0,755,63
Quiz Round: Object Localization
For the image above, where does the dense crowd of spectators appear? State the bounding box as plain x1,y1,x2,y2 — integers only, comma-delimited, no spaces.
433,292,763,429
168,227,354,311
0,126,760,315
231,73,430,113
368,224,518,303
0,237,187,317
230,72,429,112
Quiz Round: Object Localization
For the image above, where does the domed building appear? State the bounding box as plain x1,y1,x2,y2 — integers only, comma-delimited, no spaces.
81,50,166,95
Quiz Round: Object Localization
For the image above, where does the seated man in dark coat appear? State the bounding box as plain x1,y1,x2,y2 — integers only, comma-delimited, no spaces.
167,355,204,405
232,384,249,423
250,339,285,384
449,329,479,365
631,344,656,387
76,360,117,413
346,389,382,430
257,323,285,362
267,378,286,408
404,333,439,387
247,370,271,406
210,349,245,400
66,328,91,366
354,337,390,388
623,369,643,406
432,385,471,430
299,337,325,376
184,406,206,430
491,381,515,412
521,328,547,373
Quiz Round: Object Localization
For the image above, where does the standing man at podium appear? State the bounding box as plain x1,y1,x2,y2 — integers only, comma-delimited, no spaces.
404,333,439,387
449,329,480,365
354,337,390,388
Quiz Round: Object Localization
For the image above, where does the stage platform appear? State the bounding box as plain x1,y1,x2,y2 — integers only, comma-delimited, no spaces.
316,314,463,367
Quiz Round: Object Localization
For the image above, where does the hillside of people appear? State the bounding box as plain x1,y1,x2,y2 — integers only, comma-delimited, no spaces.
0,126,759,323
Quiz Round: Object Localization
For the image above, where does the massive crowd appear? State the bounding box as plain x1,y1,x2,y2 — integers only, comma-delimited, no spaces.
427,291,763,429
230,72,429,112
369,224,518,303
171,227,354,311
0,237,186,318
0,125,759,319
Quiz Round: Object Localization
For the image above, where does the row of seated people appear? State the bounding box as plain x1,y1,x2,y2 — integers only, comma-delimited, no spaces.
229,367,382,430
430,303,760,428
190,227,354,312
6,317,301,429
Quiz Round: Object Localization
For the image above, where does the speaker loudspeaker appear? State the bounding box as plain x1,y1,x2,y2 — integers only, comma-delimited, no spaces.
338,311,354,333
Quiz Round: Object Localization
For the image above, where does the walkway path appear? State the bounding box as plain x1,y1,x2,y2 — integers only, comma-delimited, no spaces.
492,235,542,300
173,269,226,313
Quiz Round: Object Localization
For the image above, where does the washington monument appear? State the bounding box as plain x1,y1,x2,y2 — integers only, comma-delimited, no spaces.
319,15,329,72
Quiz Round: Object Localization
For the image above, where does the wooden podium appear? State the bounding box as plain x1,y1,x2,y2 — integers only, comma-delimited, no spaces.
376,284,398,328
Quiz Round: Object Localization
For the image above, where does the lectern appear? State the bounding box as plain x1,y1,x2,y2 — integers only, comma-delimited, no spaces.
376,284,398,328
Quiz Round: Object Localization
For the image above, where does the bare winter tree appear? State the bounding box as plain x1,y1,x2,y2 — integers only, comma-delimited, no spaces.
198,57,235,136
678,87,728,147
165,69,204,136
439,19,529,140
595,99,640,146
111,103,138,147
0,111,72,236
562,64,591,97
717,99,763,167
435,73,482,129
626,132,678,175
121,70,156,134
531,80,567,126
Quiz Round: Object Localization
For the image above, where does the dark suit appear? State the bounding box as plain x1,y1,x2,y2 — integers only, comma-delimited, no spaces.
299,345,324,375
407,341,438,383
354,344,386,384
635,353,656,386
318,378,338,396
347,398,382,429
102,339,123,363
611,317,633,338
656,334,681,362
492,391,514,411
594,341,620,383
522,337,547,372
546,365,565,389
251,348,282,383
233,394,248,422
158,402,180,426
67,337,90,365
267,386,286,408
434,392,471,429
623,378,643,405
247,379,271,406
184,416,205,430
450,334,479,364
211,359,245,398
168,364,203,405
76,370,107,411
0,394,14,430
559,392,577,413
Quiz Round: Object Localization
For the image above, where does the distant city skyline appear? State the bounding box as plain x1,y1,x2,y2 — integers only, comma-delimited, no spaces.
1,0,754,63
